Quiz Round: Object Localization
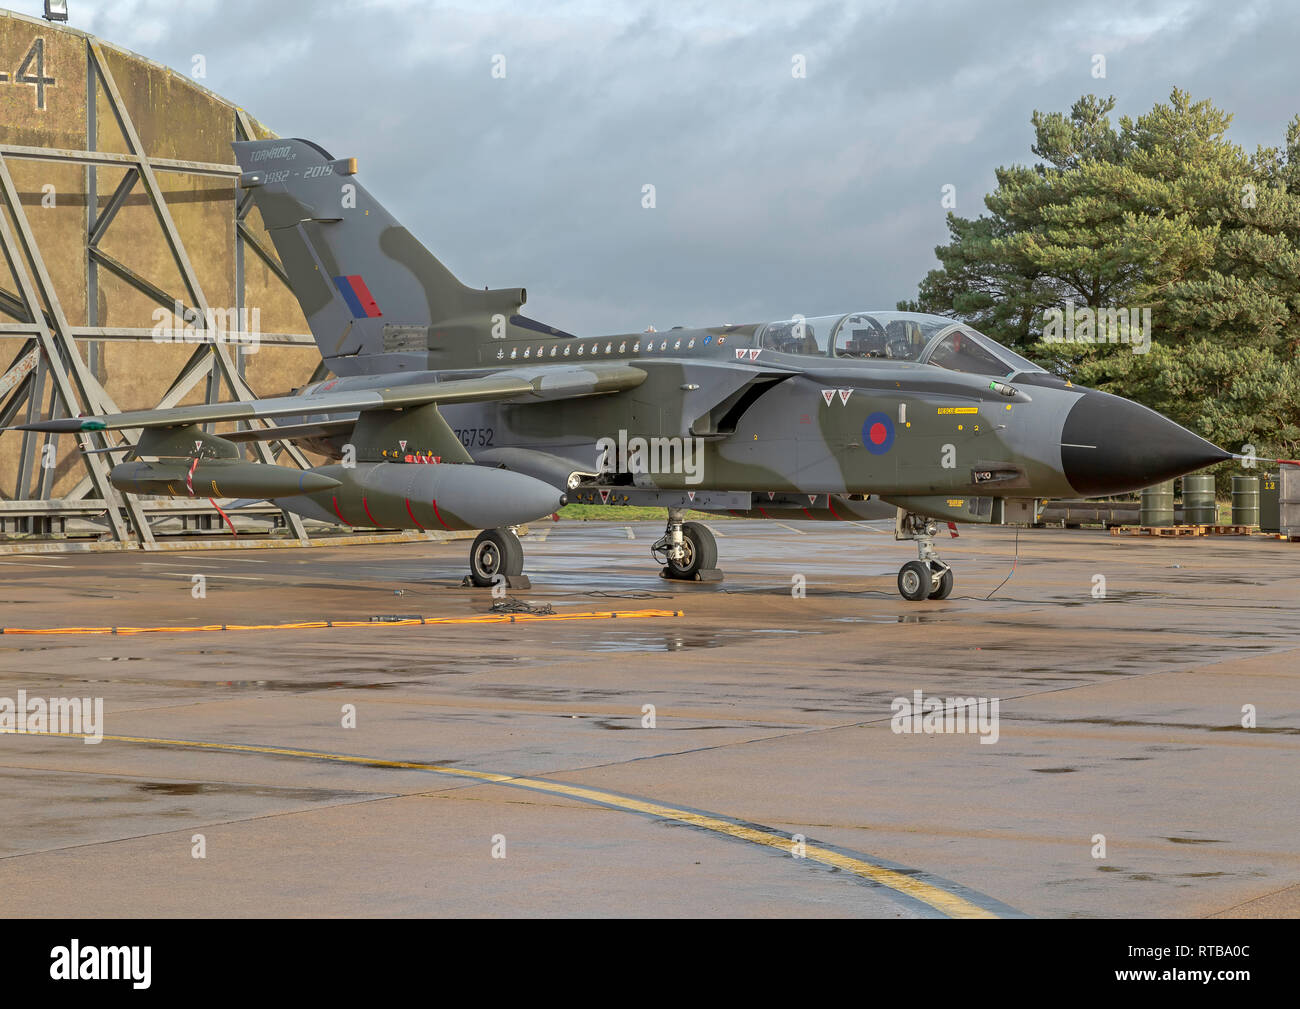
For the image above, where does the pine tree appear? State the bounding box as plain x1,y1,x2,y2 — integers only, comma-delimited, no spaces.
902,89,1300,465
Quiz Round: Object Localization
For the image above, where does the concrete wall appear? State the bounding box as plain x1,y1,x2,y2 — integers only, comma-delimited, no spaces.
0,10,321,500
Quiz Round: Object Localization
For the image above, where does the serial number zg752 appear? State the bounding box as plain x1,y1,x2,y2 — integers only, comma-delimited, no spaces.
454,427,494,448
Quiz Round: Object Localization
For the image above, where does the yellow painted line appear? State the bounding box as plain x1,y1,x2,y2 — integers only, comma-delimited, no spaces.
0,608,682,636
20,730,997,918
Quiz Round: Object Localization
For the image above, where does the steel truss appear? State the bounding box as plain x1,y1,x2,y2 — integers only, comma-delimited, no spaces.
0,37,319,547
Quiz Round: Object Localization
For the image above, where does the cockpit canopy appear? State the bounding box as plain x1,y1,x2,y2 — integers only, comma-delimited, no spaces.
755,311,1043,378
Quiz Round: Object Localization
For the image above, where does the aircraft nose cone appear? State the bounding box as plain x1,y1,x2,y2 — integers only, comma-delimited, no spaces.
1061,389,1232,496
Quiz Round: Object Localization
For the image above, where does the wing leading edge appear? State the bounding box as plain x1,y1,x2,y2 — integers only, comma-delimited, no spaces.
8,363,647,434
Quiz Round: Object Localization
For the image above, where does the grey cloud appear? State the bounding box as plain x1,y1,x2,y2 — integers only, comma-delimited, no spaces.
70,0,1300,334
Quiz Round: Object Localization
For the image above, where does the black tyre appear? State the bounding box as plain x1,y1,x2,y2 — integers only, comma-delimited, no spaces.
664,521,718,580
470,528,524,587
897,560,932,601
928,567,954,600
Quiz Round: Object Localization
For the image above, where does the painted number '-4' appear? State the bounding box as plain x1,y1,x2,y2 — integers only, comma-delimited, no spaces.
2,39,57,110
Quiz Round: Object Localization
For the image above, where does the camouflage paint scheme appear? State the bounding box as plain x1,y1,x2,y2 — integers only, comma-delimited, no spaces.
11,137,1230,534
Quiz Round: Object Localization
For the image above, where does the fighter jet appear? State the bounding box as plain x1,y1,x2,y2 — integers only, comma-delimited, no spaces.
11,137,1232,600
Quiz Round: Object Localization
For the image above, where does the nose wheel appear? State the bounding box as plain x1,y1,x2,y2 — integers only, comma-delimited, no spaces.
895,510,955,601
654,510,722,582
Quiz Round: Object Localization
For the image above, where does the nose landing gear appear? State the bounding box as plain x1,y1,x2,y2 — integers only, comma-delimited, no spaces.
895,511,954,601
654,509,723,582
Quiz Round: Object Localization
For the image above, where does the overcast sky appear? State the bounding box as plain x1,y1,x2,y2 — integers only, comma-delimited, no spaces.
60,0,1300,335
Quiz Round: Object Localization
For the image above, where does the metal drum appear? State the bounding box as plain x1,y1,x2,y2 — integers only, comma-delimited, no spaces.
1182,473,1217,525
1140,481,1175,527
1231,475,1260,528
1259,473,1280,532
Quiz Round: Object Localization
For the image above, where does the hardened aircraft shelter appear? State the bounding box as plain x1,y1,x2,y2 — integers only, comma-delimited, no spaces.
0,8,322,548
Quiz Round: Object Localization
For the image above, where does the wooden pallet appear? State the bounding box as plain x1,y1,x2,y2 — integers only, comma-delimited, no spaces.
1110,525,1207,537
1206,525,1254,535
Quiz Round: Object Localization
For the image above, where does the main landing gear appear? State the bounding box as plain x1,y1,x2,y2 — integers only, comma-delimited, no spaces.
895,510,954,602
468,527,530,589
654,509,722,582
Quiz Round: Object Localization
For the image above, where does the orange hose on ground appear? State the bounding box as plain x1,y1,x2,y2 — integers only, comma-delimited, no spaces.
0,609,682,636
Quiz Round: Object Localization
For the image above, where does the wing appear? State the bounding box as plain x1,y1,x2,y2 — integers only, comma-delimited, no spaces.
8,363,646,433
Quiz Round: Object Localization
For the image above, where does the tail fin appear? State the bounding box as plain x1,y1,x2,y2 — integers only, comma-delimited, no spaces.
233,138,530,376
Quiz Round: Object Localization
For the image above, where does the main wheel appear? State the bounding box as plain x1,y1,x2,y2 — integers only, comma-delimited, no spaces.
664,521,718,580
928,567,954,600
469,528,524,587
897,560,933,601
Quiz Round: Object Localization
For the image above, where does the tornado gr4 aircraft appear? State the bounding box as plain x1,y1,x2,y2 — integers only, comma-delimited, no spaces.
12,137,1232,600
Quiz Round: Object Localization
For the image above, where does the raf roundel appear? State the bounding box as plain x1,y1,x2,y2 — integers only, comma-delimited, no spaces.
861,411,895,455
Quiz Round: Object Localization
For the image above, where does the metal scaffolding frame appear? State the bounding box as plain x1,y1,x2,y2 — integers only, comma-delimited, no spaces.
0,36,320,547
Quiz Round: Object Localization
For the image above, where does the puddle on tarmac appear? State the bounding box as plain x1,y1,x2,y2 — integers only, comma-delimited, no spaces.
52,676,400,692
137,782,211,796
588,718,737,731
831,614,947,624
584,628,813,652
1067,717,1298,735
1095,865,1248,883
471,685,625,703
133,780,369,800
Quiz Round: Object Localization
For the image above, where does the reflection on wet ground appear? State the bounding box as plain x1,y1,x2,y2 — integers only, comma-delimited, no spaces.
1,520,1298,917
585,628,814,652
